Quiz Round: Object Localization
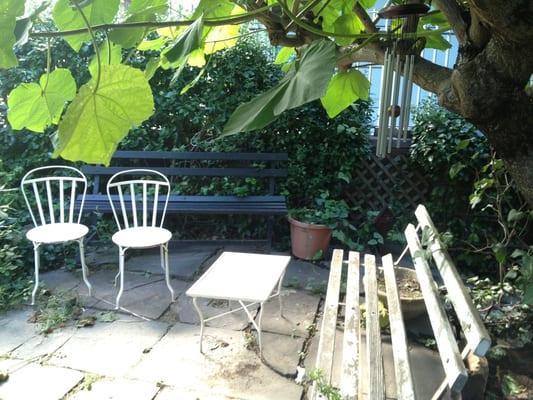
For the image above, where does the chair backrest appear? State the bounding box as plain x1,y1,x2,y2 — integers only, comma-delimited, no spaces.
20,165,88,227
106,169,170,231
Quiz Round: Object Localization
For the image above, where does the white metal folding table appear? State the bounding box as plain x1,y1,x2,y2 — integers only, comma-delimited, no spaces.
186,251,291,357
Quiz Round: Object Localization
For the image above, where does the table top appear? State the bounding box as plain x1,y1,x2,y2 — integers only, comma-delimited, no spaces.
186,251,291,302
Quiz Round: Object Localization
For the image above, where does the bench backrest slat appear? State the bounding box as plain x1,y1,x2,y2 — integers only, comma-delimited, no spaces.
112,150,289,161
312,249,344,399
82,166,287,178
364,254,385,400
382,254,416,400
414,205,491,357
405,224,468,393
340,251,361,400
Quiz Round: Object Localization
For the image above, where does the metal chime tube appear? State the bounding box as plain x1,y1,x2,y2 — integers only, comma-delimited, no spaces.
401,55,415,140
388,54,401,153
381,51,395,156
377,49,390,157
397,56,410,146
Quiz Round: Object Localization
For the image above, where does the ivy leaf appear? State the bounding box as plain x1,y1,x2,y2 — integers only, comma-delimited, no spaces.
109,0,168,48
449,162,465,179
456,139,470,150
223,39,336,135
507,209,525,224
53,0,120,52
88,41,122,76
0,0,25,69
7,69,77,133
162,16,204,64
333,13,363,46
54,65,154,165
320,69,369,118
274,47,295,64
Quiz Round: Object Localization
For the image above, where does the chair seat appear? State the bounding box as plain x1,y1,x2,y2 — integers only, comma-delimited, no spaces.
26,223,89,244
112,226,172,248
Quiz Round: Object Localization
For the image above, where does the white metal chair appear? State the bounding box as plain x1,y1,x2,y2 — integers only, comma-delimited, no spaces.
106,168,175,309
21,165,93,305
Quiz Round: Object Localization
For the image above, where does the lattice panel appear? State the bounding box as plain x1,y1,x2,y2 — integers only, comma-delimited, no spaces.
345,151,429,213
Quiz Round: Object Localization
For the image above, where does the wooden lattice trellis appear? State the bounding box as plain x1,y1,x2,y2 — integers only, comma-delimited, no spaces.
345,150,430,214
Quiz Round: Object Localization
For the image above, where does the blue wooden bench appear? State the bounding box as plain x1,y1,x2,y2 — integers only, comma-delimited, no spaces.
79,150,288,244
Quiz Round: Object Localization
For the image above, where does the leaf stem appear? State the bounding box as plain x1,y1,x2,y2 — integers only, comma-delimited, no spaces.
73,0,101,93
42,37,52,94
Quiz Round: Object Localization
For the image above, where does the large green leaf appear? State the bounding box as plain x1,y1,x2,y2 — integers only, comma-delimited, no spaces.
358,0,377,8
109,0,168,48
423,30,452,50
320,69,369,118
162,16,204,64
54,65,154,165
88,41,122,76
333,13,363,46
7,69,77,132
274,47,295,64
52,0,120,52
223,40,336,135
0,0,25,69
312,0,355,32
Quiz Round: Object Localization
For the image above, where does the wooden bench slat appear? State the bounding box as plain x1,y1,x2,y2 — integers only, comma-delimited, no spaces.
82,166,288,178
382,254,416,400
405,224,468,393
365,254,385,400
340,251,360,400
415,205,491,356
112,150,289,161
313,249,344,399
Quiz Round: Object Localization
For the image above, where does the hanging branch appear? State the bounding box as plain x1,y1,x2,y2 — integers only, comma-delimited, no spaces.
42,37,52,93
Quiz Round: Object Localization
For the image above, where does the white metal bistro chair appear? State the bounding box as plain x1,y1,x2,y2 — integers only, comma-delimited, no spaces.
21,165,93,305
106,168,175,309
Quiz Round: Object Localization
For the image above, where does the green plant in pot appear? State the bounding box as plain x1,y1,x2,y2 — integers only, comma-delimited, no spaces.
288,192,353,260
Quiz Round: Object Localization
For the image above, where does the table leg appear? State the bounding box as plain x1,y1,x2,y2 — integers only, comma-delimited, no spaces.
192,297,205,353
277,271,286,318
258,301,264,358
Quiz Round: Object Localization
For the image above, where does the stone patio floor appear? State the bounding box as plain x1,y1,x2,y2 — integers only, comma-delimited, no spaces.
0,244,444,400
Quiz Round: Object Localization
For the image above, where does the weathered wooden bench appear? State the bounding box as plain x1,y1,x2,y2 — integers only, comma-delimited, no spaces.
312,204,491,400
79,150,288,244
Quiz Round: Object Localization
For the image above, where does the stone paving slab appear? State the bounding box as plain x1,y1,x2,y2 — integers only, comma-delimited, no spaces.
261,331,304,376
258,290,320,338
49,318,170,377
92,279,189,320
126,250,214,280
0,308,37,356
174,294,258,331
77,269,163,299
283,259,329,293
128,322,303,400
304,329,447,399
154,386,238,400
0,362,83,400
10,326,76,360
39,268,82,292
68,377,160,400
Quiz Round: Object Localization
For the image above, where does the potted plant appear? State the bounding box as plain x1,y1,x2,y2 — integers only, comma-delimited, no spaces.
288,193,354,260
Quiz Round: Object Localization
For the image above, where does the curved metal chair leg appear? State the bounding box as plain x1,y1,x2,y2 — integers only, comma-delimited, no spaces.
162,244,175,301
31,243,41,305
116,247,126,309
78,239,92,296
192,297,205,353
159,245,166,271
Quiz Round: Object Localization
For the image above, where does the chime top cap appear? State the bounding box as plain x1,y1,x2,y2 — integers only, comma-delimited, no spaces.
378,4,430,19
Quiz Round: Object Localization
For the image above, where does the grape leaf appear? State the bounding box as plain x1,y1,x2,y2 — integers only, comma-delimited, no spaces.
7,68,77,132
54,65,154,165
53,0,120,52
0,0,25,68
333,13,363,46
109,0,168,48
321,69,369,118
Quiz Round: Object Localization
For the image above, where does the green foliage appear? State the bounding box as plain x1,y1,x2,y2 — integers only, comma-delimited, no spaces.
0,0,25,68
223,39,336,135
320,69,370,118
308,369,341,400
33,290,82,334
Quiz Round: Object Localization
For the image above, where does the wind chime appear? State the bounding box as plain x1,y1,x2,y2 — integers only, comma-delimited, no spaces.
375,3,429,158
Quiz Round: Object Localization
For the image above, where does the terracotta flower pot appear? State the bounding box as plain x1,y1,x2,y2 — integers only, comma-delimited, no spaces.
288,217,332,260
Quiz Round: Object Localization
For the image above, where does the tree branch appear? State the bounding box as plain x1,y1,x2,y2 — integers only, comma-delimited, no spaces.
353,3,377,33
432,0,468,45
